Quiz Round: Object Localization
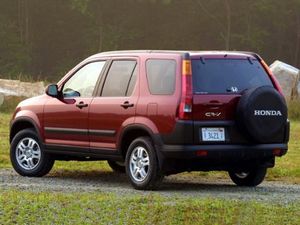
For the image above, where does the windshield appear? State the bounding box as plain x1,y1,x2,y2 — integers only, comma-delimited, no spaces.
191,58,273,94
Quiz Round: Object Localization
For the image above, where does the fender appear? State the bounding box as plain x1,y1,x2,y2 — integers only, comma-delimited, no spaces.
118,122,164,170
118,123,161,149
10,116,43,143
117,116,161,150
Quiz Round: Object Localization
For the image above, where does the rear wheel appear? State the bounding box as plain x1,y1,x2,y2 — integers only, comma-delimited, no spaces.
228,167,267,187
10,129,54,177
125,137,163,190
107,160,125,173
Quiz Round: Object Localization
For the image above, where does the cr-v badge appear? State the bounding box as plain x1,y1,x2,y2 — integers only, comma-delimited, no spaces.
205,112,221,117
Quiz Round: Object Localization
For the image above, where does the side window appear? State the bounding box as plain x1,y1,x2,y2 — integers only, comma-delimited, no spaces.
63,61,106,98
126,66,137,96
102,60,137,97
146,59,176,95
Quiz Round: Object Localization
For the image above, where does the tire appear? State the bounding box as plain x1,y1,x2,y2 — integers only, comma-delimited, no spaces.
10,128,55,177
107,160,125,173
236,86,287,143
228,167,267,187
125,136,163,190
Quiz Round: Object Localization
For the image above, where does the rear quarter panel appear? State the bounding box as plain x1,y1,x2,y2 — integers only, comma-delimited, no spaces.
136,54,182,134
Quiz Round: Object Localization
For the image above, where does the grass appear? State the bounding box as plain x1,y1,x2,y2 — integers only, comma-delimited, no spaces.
0,96,26,113
288,100,300,121
0,190,299,225
267,121,300,183
0,112,11,168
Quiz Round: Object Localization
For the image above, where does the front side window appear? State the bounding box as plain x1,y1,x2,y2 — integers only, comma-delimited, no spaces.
63,61,106,98
146,59,176,95
102,60,137,97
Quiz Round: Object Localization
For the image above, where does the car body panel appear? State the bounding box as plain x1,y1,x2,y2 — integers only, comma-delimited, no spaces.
135,54,182,135
11,95,47,139
43,97,92,147
89,96,138,150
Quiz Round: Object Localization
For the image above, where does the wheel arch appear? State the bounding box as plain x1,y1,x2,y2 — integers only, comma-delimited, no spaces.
10,117,42,143
118,124,164,167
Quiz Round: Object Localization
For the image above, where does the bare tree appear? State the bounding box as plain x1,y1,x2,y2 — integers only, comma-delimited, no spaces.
224,0,231,50
17,0,23,43
17,0,30,45
24,0,29,45
294,13,300,67
196,0,232,50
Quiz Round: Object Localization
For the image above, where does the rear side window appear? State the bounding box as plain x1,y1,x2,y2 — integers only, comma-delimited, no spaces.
192,59,273,94
146,59,176,95
102,60,137,97
126,66,137,96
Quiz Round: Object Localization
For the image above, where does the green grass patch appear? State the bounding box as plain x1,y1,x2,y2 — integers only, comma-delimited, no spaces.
0,190,299,225
288,100,300,121
0,113,10,168
267,121,300,183
0,96,26,113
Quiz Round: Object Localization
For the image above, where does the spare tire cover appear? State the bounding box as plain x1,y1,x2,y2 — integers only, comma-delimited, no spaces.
236,86,287,143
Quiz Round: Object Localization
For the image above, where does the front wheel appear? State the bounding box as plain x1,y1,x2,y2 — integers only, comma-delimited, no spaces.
125,137,163,190
228,167,267,187
10,129,55,177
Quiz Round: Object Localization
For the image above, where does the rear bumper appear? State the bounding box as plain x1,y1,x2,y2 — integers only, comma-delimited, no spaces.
160,120,290,145
160,143,288,159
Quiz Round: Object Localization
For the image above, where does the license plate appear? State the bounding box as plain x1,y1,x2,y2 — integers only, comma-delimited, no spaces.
201,128,225,141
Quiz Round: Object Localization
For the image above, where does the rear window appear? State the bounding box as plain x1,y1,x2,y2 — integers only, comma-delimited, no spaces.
192,58,273,94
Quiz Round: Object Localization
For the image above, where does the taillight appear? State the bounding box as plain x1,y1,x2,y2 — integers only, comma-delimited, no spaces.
196,150,208,157
261,60,284,95
272,148,282,156
178,53,193,120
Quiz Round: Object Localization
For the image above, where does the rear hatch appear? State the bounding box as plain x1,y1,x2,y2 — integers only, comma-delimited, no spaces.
191,54,274,144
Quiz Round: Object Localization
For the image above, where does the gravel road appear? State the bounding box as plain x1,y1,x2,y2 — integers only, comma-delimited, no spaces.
1,169,299,204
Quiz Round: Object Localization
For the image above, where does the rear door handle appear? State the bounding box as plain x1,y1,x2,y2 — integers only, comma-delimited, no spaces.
121,101,134,109
203,101,225,107
76,101,88,109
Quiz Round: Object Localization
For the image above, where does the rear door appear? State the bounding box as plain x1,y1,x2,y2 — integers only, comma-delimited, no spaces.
191,55,273,143
88,58,138,152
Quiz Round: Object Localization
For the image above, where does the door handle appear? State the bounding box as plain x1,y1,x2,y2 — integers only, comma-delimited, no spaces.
203,101,225,107
121,101,134,109
76,101,88,109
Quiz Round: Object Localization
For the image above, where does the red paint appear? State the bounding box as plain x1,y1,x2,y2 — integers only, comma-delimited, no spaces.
193,94,240,120
43,97,92,147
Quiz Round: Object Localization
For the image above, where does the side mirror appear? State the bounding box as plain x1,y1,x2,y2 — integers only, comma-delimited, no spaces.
46,84,59,97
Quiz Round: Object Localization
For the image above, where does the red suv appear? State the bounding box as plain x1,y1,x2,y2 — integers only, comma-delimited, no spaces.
10,50,289,190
